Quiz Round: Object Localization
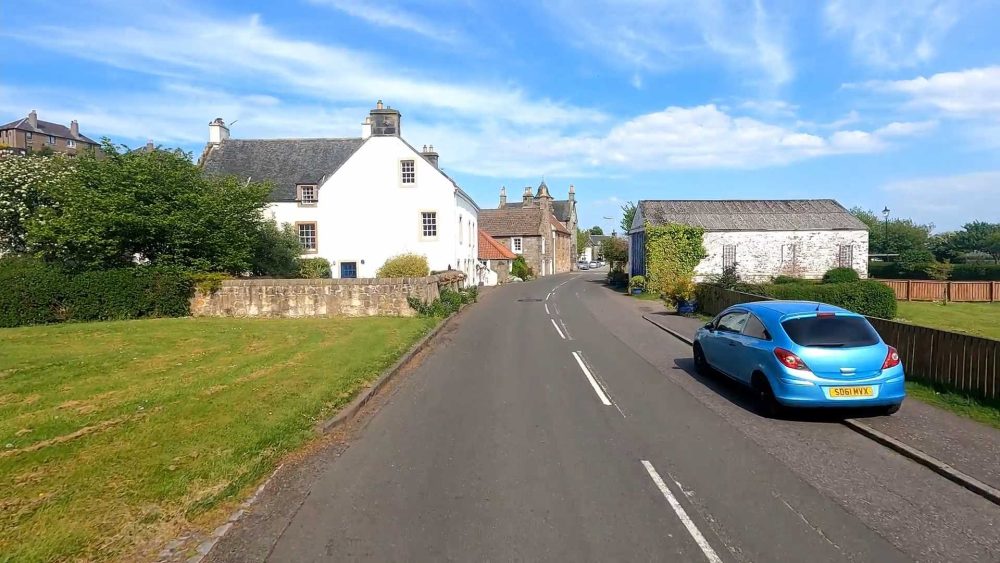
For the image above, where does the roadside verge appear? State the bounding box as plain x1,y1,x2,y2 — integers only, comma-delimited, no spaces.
642,312,1000,508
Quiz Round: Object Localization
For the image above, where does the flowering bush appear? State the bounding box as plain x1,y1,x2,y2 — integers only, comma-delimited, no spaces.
0,155,73,253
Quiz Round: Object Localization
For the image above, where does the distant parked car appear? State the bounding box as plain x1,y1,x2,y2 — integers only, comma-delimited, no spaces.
578,261,590,270
589,261,599,269
693,301,905,417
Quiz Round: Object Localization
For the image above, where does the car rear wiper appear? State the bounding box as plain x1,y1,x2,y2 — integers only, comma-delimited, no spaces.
808,343,846,348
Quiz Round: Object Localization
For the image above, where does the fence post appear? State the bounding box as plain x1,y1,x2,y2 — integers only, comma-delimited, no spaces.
945,281,951,302
906,279,911,301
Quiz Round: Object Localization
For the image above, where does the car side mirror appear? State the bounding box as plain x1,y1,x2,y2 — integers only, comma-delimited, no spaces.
703,323,715,331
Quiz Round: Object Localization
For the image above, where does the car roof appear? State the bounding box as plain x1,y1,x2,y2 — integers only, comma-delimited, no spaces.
731,300,854,319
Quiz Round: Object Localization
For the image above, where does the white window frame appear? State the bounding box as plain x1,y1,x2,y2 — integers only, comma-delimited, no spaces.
66,139,76,148
420,211,438,240
512,237,523,253
400,159,416,186
295,221,318,253
296,184,318,206
458,215,463,244
47,135,56,145
25,132,32,141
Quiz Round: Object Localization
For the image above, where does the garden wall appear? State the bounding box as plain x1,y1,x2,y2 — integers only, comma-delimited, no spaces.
190,271,464,318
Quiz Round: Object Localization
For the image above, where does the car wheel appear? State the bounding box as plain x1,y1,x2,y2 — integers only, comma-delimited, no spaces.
693,343,711,375
881,403,901,416
753,376,783,419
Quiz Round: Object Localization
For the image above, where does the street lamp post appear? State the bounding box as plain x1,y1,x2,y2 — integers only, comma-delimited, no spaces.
882,206,890,254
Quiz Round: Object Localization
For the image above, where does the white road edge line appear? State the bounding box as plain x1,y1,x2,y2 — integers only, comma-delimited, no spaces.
545,292,553,301
551,319,566,340
557,318,572,341
544,303,550,315
641,460,722,563
571,351,611,406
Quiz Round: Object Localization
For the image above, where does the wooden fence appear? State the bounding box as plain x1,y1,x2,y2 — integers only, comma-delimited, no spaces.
875,279,1000,302
697,285,999,400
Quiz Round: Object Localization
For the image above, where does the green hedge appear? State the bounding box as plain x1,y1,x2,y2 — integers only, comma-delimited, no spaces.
0,257,193,327
760,281,897,319
869,261,1000,281
822,267,860,283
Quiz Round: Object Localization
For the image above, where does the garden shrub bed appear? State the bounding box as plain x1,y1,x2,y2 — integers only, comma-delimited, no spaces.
702,280,897,319
869,261,1000,281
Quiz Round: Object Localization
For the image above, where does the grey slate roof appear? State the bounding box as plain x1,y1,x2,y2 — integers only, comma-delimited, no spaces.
503,199,572,222
0,117,98,145
588,234,610,246
636,199,867,231
201,138,365,201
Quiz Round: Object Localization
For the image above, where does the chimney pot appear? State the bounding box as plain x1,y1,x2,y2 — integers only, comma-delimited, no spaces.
376,99,384,109
208,117,230,144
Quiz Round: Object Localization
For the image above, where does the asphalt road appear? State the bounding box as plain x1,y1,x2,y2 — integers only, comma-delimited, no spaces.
209,272,1000,562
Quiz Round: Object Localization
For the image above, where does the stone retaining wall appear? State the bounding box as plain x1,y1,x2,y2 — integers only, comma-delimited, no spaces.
190,272,464,318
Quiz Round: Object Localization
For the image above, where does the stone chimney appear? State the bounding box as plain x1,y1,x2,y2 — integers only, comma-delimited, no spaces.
420,144,439,168
208,118,230,144
568,184,575,201
499,186,507,207
361,116,373,140
28,110,38,129
70,120,80,138
369,99,401,137
145,139,155,152
522,186,534,207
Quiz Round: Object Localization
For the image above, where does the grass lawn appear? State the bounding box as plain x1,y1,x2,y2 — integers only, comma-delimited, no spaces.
906,381,1000,431
0,316,435,562
895,301,1000,340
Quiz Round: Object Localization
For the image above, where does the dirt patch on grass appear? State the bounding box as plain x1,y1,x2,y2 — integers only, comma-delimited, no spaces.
0,415,140,458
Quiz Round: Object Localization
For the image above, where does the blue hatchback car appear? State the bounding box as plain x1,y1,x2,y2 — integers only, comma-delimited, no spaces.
693,301,905,417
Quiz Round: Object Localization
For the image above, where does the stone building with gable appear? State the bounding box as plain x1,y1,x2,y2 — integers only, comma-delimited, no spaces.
496,182,579,264
479,182,573,277
628,199,869,282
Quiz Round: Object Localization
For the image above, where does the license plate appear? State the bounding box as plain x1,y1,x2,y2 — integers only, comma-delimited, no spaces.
828,386,874,398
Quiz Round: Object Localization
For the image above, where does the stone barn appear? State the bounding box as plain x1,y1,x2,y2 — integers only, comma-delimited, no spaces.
627,199,869,282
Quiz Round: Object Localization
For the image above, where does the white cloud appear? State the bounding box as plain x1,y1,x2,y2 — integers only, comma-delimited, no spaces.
883,171,1000,229
307,0,465,44
545,0,793,87
865,66,1000,117
873,120,937,137
825,0,961,68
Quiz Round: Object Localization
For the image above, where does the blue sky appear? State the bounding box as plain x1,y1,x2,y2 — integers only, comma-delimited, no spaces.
3,0,999,232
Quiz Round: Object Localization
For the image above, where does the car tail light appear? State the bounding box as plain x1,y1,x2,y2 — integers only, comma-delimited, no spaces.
774,348,809,370
882,346,901,369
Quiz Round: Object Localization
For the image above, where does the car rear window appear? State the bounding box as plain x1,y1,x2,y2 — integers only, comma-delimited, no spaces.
781,315,880,348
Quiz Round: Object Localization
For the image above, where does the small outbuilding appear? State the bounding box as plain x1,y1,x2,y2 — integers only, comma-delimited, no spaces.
628,199,869,281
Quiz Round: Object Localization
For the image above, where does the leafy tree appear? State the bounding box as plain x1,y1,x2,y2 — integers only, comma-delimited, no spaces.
589,226,604,235
576,229,590,257
0,155,72,254
26,141,275,274
621,201,636,233
850,207,932,256
954,221,1000,263
928,232,962,263
251,221,301,277
600,236,628,271
377,253,429,277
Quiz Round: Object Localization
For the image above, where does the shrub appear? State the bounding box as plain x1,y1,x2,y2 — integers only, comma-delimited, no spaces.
709,263,741,289
299,257,332,279
923,261,952,281
0,257,193,327
377,253,429,278
0,256,67,327
628,275,646,291
822,267,860,284
189,272,230,294
511,256,532,280
762,281,897,319
950,263,1000,281
772,275,805,284
644,223,706,296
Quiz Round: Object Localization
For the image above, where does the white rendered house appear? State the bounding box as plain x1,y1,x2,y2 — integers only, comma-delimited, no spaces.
201,102,480,285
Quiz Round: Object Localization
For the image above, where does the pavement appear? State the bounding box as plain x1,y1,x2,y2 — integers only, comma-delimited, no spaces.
642,305,1000,494
207,272,1000,563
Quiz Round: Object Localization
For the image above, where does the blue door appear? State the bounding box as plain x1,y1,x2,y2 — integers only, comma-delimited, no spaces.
340,262,357,279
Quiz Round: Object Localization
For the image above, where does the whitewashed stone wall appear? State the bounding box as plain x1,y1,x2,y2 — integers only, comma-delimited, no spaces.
695,230,869,282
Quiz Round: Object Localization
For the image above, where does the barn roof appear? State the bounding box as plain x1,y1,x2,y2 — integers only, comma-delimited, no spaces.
635,199,867,232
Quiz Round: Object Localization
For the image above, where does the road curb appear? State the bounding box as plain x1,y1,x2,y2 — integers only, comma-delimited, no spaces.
841,418,1000,507
642,314,695,345
642,313,1000,508
317,304,466,434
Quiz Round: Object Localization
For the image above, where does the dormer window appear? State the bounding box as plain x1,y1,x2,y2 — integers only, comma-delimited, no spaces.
400,160,415,185
297,184,318,205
